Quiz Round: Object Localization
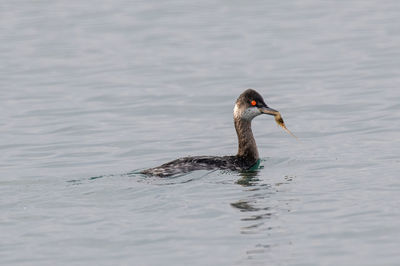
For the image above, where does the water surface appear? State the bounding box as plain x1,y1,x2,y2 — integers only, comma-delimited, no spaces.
1,1,400,265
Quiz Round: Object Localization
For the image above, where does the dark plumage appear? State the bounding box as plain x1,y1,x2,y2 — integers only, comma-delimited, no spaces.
141,89,280,177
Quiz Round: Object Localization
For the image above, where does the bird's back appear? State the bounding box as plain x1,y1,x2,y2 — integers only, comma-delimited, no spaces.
141,155,252,177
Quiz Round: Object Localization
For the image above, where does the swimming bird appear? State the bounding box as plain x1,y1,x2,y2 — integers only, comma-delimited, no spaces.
141,89,283,177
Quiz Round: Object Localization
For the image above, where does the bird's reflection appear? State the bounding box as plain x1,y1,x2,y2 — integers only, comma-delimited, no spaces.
235,171,260,187
231,170,295,260
231,171,275,232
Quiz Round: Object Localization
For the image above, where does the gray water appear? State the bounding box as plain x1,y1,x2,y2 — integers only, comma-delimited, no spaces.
1,1,400,265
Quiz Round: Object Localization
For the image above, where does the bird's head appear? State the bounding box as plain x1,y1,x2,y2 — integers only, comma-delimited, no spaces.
233,89,279,121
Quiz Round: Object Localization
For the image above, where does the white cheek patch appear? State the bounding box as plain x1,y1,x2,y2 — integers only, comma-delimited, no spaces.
233,104,241,119
242,107,261,120
234,104,261,121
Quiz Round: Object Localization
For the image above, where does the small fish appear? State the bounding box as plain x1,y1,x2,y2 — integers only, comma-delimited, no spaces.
274,112,298,139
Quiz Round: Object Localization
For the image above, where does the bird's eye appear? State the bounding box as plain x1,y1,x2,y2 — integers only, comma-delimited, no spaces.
251,100,257,106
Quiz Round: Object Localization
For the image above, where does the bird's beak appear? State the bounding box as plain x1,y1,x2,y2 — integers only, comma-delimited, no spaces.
259,106,279,116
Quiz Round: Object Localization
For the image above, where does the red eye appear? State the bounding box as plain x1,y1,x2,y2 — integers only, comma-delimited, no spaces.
251,100,257,106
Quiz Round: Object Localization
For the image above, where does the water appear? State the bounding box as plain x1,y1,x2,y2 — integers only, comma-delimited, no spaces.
1,1,400,265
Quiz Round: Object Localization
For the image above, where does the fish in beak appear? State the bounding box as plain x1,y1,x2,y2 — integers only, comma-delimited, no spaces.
259,106,297,139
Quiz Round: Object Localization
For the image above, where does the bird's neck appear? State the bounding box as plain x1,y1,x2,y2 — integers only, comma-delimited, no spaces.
234,118,259,165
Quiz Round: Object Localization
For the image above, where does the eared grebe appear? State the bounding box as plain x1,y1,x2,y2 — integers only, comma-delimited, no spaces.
141,89,291,177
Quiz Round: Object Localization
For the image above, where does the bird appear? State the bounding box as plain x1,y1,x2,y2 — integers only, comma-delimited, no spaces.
141,89,284,177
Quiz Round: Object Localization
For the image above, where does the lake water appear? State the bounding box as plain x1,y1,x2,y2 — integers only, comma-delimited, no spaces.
1,1,400,265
